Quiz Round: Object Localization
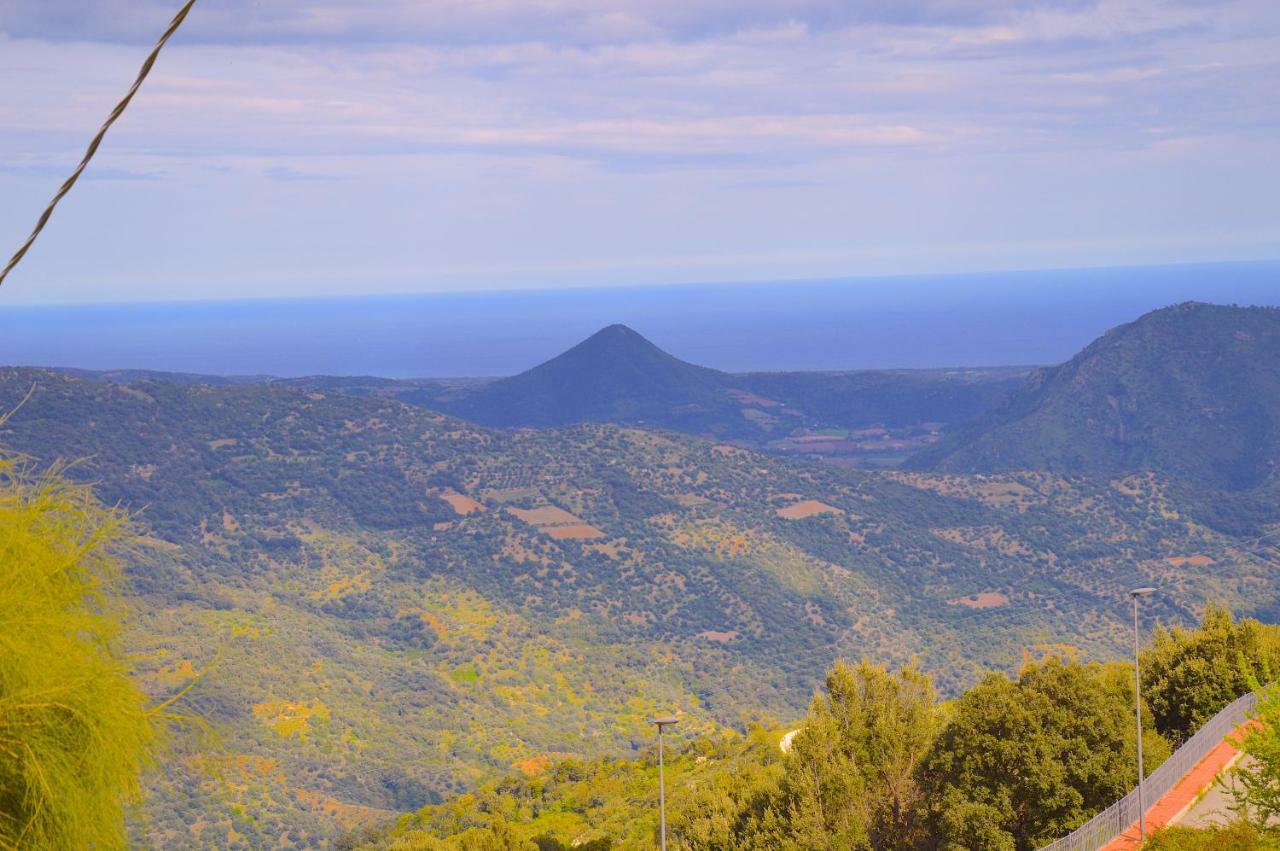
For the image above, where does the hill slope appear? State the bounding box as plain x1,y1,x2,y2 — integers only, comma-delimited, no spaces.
910,303,1280,490
441,324,734,429
55,326,1026,464
430,324,1022,450
1,366,1275,846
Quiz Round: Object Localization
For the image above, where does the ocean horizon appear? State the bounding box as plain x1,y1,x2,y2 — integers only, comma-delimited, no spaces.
3,261,1278,378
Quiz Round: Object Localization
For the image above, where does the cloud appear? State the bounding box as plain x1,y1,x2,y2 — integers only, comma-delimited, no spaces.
0,161,160,181
262,165,343,181
1,0,1100,46
0,0,1276,306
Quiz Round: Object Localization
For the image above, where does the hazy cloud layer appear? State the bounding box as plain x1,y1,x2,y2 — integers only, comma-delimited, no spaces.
2,0,1105,44
0,0,1276,303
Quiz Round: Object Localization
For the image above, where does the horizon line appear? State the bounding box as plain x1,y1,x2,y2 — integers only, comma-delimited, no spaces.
2,257,1277,311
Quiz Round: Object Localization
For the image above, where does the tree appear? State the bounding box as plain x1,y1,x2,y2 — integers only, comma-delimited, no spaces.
0,457,157,850
920,657,1170,851
779,660,937,850
1142,604,1280,744
670,743,786,851
1227,681,1280,836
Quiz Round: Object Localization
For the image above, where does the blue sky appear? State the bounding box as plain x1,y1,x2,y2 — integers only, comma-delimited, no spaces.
0,0,1277,305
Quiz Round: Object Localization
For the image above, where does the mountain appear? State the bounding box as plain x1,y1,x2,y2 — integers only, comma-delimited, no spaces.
1,365,1273,847
910,303,1280,490
57,327,1026,466
428,324,1025,457
440,324,734,429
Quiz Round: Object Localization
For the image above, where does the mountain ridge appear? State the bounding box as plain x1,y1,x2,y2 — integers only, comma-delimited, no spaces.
430,324,1025,454
910,302,1280,489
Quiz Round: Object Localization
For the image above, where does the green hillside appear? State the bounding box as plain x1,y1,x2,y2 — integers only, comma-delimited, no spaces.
0,366,1276,846
911,303,1280,490
58,329,1025,466
354,608,1280,850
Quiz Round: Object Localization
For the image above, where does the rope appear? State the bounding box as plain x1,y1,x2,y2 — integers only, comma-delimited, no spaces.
0,0,200,289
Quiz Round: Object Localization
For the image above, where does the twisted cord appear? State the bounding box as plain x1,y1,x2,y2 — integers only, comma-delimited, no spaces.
0,0,200,288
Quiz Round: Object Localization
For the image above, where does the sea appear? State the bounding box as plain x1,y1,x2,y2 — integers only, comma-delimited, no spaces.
2,261,1277,378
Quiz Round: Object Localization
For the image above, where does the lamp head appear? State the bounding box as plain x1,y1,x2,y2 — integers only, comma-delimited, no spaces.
1128,587,1157,598
651,716,680,729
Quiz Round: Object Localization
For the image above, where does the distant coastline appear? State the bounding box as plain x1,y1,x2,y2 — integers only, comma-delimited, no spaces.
2,260,1277,378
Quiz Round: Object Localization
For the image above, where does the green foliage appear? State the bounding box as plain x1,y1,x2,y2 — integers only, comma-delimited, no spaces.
919,657,1170,851
356,730,786,850
349,613,1271,851
1143,822,1276,850
913,302,1280,493
1142,604,1280,743
1228,681,1280,836
0,367,1275,845
0,456,156,850
778,661,936,850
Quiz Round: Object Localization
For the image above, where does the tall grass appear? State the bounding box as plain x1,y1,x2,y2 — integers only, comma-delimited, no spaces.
0,454,154,850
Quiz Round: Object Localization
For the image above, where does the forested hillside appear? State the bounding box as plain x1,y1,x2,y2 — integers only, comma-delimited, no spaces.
912,302,1280,490
58,327,1026,467
269,325,1024,461
0,367,1276,846
353,608,1280,850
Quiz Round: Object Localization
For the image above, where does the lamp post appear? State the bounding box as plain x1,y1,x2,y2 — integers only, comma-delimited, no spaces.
651,716,680,850
1129,586,1156,842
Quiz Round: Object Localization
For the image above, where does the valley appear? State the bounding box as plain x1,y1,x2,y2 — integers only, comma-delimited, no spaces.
1,302,1277,847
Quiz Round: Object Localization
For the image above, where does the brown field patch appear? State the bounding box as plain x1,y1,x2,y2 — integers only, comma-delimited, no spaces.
697,630,740,643
295,789,394,830
441,490,485,516
545,524,606,540
1166,554,1215,567
973,481,1040,507
949,592,1010,610
777,500,842,520
508,505,583,527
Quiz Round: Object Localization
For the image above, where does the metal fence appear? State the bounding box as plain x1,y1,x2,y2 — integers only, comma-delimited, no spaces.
1037,690,1257,851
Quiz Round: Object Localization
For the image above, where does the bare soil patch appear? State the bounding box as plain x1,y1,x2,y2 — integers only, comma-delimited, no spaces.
1166,554,1215,567
441,490,485,516
949,592,1010,609
777,500,842,520
545,524,606,540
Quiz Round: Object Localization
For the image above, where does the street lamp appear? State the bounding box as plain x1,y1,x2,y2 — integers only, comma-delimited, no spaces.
1129,586,1157,842
651,716,680,851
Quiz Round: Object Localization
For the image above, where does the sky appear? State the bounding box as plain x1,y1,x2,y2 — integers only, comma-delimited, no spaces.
0,0,1277,305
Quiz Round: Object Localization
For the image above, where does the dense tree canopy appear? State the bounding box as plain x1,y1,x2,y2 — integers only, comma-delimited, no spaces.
1141,604,1280,744
921,657,1170,851
781,661,936,851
